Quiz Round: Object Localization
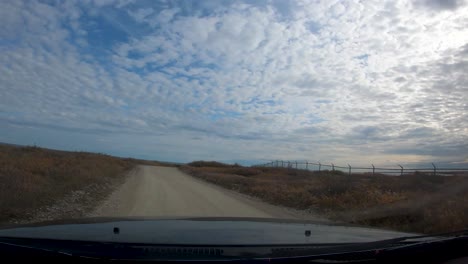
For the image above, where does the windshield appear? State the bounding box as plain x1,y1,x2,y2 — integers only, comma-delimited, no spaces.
0,0,467,240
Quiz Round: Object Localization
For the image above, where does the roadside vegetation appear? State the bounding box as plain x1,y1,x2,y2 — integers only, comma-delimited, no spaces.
0,144,171,224
182,161,468,234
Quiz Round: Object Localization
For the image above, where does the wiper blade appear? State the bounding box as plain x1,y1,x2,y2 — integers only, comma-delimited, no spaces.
387,228,468,242
372,231,468,263
276,230,468,263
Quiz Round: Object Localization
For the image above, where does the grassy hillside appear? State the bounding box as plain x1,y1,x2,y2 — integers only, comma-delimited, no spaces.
0,144,171,223
182,164,468,234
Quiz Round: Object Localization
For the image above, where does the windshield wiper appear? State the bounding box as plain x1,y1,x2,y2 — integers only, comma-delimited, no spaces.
0,230,466,263
277,230,468,263
370,231,468,264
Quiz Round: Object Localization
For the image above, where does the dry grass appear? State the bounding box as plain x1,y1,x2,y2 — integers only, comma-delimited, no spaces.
0,144,136,223
182,165,468,234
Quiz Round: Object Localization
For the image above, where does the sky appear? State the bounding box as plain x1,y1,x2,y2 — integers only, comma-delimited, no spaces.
1,0,467,167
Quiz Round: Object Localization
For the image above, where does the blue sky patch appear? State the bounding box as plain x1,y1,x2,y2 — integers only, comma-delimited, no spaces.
1,0,467,166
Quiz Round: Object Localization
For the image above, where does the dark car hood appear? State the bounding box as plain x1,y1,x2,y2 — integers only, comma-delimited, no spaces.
0,217,418,245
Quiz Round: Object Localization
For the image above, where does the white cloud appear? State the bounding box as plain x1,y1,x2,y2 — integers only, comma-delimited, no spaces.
0,0,467,165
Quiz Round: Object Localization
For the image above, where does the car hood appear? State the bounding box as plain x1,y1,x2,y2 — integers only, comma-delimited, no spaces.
0,217,418,245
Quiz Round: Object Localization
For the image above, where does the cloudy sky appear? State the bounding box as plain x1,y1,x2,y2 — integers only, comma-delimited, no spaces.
1,0,467,166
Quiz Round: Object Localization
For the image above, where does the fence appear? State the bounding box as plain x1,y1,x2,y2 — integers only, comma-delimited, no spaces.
254,160,468,176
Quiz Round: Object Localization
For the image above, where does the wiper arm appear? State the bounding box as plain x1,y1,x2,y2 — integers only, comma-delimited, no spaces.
283,230,468,263
264,230,468,263
0,238,82,261
373,231,468,263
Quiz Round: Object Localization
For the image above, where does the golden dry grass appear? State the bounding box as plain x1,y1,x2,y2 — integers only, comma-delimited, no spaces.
181,165,468,234
0,144,137,222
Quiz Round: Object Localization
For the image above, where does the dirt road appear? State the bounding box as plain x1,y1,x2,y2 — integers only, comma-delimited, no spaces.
91,165,314,219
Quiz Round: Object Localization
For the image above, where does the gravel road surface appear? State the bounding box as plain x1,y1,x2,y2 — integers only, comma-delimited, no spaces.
91,165,318,219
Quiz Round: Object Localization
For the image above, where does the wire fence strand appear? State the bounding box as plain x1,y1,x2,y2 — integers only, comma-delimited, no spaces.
253,160,468,176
